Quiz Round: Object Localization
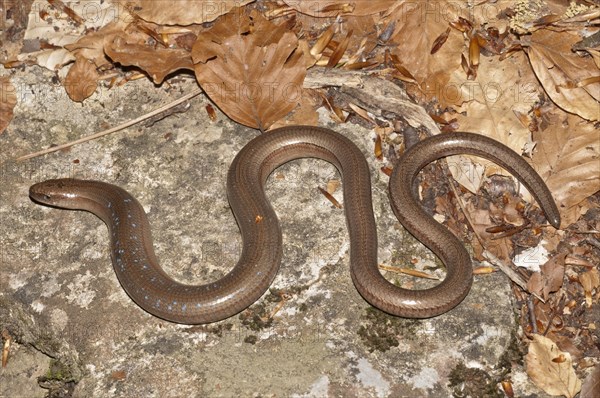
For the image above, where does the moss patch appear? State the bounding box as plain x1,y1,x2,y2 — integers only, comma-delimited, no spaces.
357,307,419,352
37,358,78,398
448,363,503,398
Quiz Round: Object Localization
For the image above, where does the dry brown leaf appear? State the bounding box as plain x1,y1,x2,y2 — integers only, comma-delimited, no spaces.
283,1,399,17
526,334,582,398
120,0,253,25
326,28,352,67
528,29,600,122
105,36,194,84
63,55,100,102
0,77,17,134
447,51,539,146
340,15,378,56
581,363,600,398
192,9,306,130
578,268,600,308
269,90,319,129
386,1,464,101
531,111,600,226
465,202,512,263
64,20,138,68
526,252,566,300
587,48,600,69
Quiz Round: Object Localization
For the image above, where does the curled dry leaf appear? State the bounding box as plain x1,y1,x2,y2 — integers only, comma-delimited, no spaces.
63,56,100,102
192,9,306,130
528,29,600,122
0,77,17,134
282,1,399,17
526,334,582,398
119,0,253,25
526,252,566,301
105,36,194,84
431,27,450,55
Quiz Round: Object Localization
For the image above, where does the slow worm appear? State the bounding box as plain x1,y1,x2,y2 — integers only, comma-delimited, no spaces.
29,126,560,323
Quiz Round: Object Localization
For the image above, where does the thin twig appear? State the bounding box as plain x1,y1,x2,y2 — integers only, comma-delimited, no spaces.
527,295,538,335
16,89,203,162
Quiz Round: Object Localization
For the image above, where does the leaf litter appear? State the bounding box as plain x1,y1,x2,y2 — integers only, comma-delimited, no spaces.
1,0,599,395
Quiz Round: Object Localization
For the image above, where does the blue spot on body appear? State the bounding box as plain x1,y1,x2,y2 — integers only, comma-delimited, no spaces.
182,304,187,311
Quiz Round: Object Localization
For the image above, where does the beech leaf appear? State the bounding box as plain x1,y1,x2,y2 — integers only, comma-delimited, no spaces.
528,29,600,122
526,334,582,398
387,1,464,101
63,56,100,102
192,9,306,130
531,112,600,225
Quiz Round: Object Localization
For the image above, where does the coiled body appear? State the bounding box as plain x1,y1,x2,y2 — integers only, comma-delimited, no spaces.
29,126,560,323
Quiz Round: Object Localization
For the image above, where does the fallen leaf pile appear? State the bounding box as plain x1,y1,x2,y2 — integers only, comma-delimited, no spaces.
1,0,599,395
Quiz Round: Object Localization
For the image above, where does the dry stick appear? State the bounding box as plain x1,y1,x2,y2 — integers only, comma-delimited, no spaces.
16,89,203,162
